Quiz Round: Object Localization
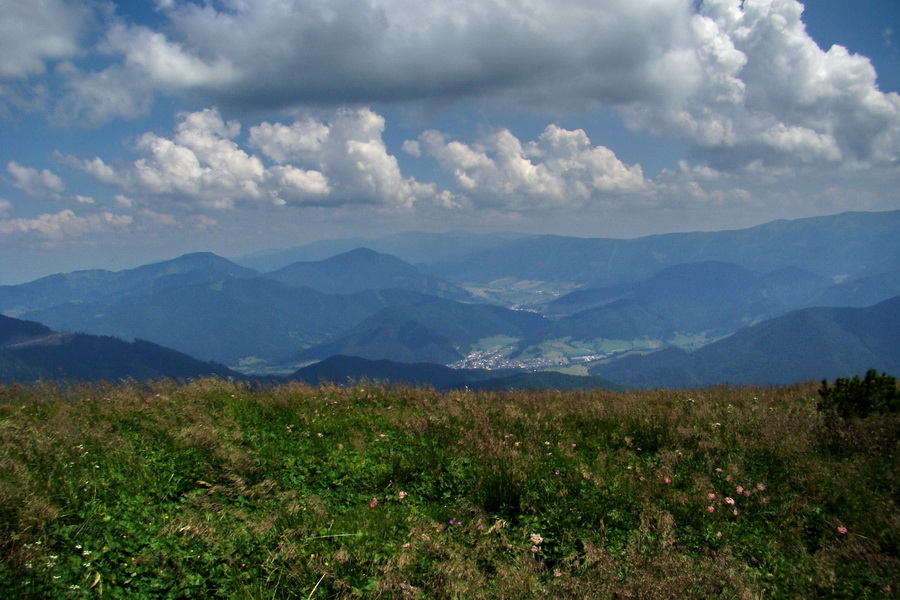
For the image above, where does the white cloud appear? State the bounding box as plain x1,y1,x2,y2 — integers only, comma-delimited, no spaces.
6,161,65,198
0,0,92,79
72,106,448,210
0,198,12,217
621,0,900,171
415,124,647,210
0,209,133,241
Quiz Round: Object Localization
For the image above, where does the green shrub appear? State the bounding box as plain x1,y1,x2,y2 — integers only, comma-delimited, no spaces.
818,369,900,418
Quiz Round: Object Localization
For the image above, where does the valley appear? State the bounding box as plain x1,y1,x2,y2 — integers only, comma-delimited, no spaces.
1,209,899,389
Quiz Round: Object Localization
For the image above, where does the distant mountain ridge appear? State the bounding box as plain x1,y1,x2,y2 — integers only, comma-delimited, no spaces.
428,210,900,286
266,248,473,300
1,209,898,387
0,314,236,382
0,252,258,316
296,297,547,364
591,295,900,388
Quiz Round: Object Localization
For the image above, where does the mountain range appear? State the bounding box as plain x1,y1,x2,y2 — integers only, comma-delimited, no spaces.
0,314,236,383
1,209,898,388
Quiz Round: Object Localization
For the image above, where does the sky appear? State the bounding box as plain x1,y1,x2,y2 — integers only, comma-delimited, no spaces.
0,0,898,284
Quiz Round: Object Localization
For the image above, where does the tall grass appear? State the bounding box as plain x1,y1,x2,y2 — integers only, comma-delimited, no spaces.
0,378,897,598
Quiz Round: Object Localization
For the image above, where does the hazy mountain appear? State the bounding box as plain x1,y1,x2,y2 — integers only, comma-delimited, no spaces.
808,270,900,308
547,261,771,316
289,354,619,391
430,210,900,286
591,296,900,388
265,247,473,300
235,231,530,272
22,279,430,366
296,297,547,364
0,314,236,383
514,262,790,356
0,252,258,316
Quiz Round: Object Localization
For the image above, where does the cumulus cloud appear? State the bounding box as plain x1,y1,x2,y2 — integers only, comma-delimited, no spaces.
415,124,647,210
0,198,12,217
621,0,900,170
59,0,699,118
0,0,93,79
71,106,448,210
6,161,66,199
0,209,132,241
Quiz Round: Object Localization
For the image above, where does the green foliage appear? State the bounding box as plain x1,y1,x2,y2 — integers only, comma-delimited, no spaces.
1,379,898,598
818,369,900,418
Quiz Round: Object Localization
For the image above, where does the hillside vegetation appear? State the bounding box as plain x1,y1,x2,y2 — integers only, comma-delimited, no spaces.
1,377,897,598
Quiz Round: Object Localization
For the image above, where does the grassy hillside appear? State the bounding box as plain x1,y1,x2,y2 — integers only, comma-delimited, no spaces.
1,378,897,598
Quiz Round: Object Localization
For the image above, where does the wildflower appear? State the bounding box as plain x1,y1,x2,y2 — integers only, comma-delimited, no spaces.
337,444,344,450
369,498,378,509
716,532,723,538
664,477,672,484
398,491,407,500
401,543,411,548
530,533,544,545
733,509,738,516
725,475,733,482
725,497,735,505
838,526,848,534
736,485,743,494
530,545,539,553
554,568,562,577
756,483,765,491
707,506,715,512
708,493,716,499
715,468,723,472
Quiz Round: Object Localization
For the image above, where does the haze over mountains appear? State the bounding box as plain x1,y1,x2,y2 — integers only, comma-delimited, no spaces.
1,210,898,388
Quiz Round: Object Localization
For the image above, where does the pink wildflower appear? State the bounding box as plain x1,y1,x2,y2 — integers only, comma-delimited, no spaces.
398,491,407,500
664,477,672,484
369,498,378,509
838,526,848,535
708,506,715,512
736,485,744,494
725,497,735,505
530,545,539,553
716,532,723,538
726,475,733,482
708,493,716,499
715,468,723,472
733,509,738,516
756,483,766,491
530,534,544,545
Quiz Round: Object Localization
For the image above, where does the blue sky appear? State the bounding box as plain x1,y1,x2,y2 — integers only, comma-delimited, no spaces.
1,0,898,283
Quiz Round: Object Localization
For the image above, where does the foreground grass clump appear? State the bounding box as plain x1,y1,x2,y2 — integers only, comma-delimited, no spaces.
0,379,897,599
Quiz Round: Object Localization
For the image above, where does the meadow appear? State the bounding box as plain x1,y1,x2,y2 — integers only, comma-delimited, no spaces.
0,376,897,598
